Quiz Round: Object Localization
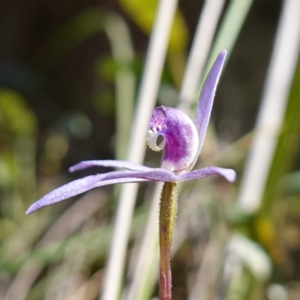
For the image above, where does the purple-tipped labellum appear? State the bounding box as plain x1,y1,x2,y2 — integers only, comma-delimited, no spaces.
26,49,235,214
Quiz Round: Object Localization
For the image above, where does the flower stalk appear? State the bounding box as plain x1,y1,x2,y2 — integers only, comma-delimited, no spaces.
159,182,178,300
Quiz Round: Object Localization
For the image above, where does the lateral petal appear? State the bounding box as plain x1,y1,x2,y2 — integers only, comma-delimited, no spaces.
26,168,178,214
97,168,178,182
26,175,148,214
179,166,236,182
69,160,151,172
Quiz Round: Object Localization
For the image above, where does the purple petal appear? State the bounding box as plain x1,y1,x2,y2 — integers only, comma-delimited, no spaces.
179,166,236,182
148,106,198,174
97,168,178,182
69,160,151,173
194,50,227,156
26,176,148,214
26,168,178,214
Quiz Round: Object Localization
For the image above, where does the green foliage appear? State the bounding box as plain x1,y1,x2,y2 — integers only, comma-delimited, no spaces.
119,0,188,52
0,89,36,136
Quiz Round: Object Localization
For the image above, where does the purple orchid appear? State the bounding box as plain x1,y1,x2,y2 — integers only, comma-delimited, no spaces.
26,50,235,215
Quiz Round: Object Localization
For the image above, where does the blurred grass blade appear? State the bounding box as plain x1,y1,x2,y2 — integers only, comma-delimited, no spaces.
3,190,106,300
193,0,253,153
237,0,300,213
188,239,225,300
100,0,179,299
263,53,300,207
103,14,136,159
202,0,253,80
178,0,225,114
123,184,161,300
69,270,103,300
227,234,271,281
221,235,271,300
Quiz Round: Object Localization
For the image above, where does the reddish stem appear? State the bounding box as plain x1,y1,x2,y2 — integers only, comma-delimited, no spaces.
159,182,177,300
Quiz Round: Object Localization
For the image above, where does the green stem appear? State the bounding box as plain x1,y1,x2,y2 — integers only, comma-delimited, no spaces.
159,182,178,300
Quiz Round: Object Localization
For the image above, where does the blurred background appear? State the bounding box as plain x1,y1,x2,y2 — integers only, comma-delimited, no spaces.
1,0,300,299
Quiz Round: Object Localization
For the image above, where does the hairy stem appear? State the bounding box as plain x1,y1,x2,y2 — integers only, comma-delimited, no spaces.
159,182,178,300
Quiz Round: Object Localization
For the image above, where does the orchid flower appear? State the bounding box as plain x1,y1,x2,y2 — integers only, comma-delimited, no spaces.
26,50,234,215
26,50,235,300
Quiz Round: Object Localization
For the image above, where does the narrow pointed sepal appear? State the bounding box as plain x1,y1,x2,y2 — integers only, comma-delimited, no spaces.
194,50,227,156
69,160,151,173
179,166,236,183
25,176,148,214
25,168,180,214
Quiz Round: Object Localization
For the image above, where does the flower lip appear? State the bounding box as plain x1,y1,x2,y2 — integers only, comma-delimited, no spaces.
148,106,199,174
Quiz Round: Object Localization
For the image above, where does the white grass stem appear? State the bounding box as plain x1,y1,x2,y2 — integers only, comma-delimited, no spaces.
202,0,253,79
103,14,136,160
178,0,225,114
100,0,178,299
237,0,300,213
